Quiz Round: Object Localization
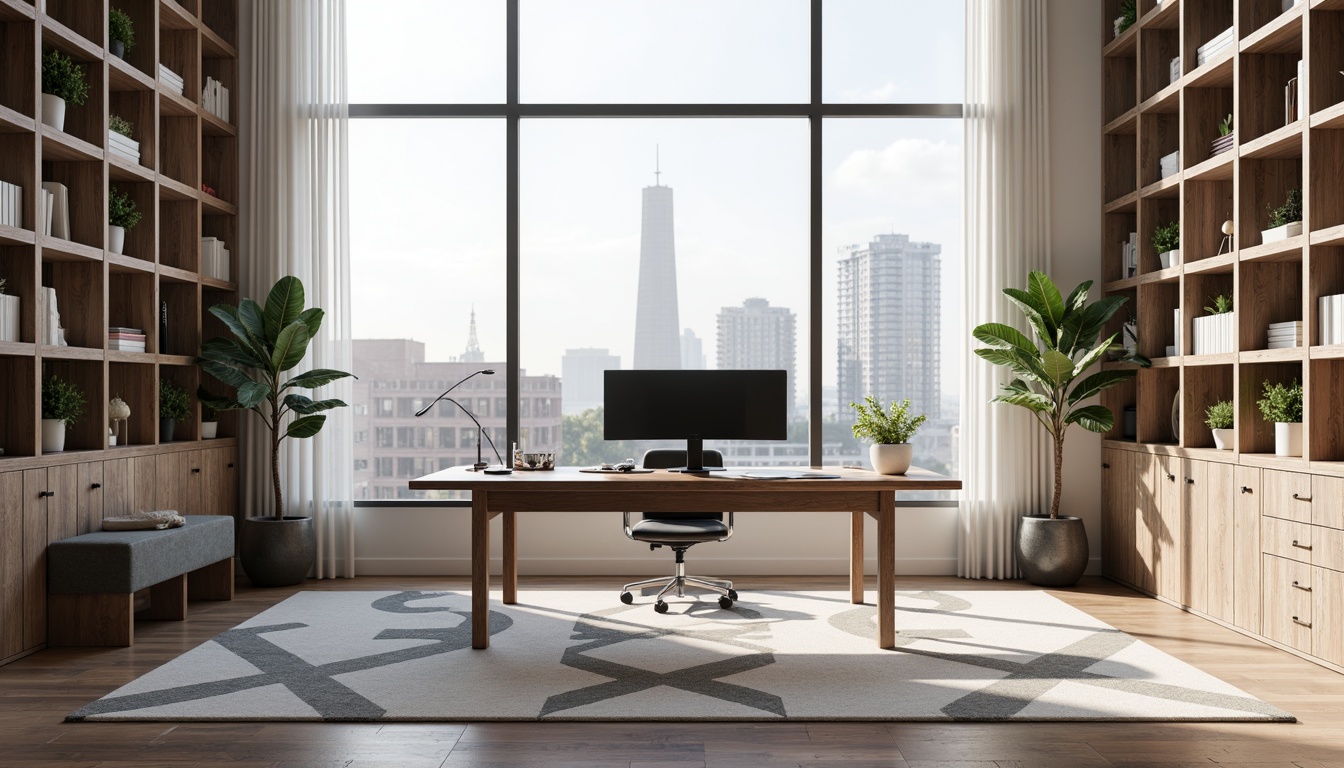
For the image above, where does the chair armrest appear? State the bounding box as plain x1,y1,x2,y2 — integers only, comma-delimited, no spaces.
720,511,734,542
623,511,636,540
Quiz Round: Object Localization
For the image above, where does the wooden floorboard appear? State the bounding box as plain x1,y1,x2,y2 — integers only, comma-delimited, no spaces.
0,575,1341,767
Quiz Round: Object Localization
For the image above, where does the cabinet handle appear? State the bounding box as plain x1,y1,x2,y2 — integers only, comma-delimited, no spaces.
227,463,235,469
1291,540,1313,551
1102,463,1111,469
1241,486,1253,494
1292,493,1312,502
91,483,101,489
38,490,54,498
1291,580,1313,592
192,467,201,474
1185,477,1194,484
1167,473,1176,481
1292,617,1312,628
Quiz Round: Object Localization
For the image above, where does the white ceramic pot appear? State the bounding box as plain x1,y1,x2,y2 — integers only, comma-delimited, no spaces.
1261,222,1303,244
1211,428,1234,450
108,225,125,254
201,421,218,439
41,93,65,131
1275,421,1303,457
869,443,913,475
1159,249,1180,269
41,418,66,452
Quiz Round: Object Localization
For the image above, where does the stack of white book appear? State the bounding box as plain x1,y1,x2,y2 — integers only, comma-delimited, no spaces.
39,181,68,239
158,64,184,96
1160,150,1180,179
1170,56,1181,85
40,286,66,346
1197,27,1234,66
202,76,230,122
1192,312,1235,355
1122,232,1138,277
108,326,146,352
108,130,140,163
1171,308,1181,356
1267,320,1302,349
200,237,231,281
0,180,21,228
1319,294,1344,346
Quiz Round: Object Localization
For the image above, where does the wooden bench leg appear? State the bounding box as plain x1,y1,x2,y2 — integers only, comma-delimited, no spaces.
48,593,133,647
142,574,188,621
188,558,234,601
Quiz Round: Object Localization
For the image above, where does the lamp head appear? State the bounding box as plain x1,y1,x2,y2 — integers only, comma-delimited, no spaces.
482,369,495,375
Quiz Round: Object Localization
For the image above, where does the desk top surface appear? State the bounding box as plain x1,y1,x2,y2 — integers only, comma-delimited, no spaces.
409,465,961,492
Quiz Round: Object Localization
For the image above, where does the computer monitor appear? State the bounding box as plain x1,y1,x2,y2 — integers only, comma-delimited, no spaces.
603,369,788,472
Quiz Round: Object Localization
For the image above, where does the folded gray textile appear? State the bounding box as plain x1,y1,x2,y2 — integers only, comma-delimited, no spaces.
102,510,185,531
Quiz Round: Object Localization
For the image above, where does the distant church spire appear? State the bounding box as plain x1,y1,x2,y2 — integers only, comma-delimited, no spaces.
461,306,484,363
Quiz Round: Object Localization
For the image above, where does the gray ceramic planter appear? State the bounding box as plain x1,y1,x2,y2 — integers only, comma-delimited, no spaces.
240,516,315,587
1015,515,1088,587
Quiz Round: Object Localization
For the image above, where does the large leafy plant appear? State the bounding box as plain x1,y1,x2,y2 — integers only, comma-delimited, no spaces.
196,276,353,520
973,271,1145,519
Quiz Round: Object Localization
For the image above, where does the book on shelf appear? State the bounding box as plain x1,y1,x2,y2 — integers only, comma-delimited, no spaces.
108,341,147,352
40,181,69,240
1170,56,1181,85
108,332,146,342
200,237,232,281
1321,294,1344,346
1174,308,1182,355
0,180,21,228
0,292,18,343
108,131,141,162
1159,150,1180,179
201,76,231,122
158,64,185,96
40,286,66,347
1196,27,1234,65
108,326,143,334
160,300,169,355
41,189,54,236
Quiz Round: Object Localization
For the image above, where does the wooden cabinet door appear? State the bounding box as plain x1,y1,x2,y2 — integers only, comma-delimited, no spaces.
1314,565,1344,666
1101,449,1136,584
182,450,205,515
21,469,46,650
1134,452,1157,593
1234,465,1262,633
0,472,23,661
1155,454,1183,601
1206,461,1237,622
45,464,79,546
201,446,238,517
156,452,185,514
1182,459,1208,612
76,461,104,534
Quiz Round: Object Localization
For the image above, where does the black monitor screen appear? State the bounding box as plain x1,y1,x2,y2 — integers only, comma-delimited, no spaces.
603,369,788,441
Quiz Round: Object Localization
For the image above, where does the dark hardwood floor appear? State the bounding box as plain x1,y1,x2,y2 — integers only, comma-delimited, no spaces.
1,575,1341,767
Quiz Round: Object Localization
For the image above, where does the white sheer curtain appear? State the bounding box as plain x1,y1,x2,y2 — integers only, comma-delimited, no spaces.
958,0,1052,579
239,0,354,578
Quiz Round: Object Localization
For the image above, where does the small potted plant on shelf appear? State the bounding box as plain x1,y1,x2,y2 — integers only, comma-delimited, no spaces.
1152,221,1180,269
159,378,190,443
40,48,89,132
1114,0,1136,37
1205,399,1235,450
1193,293,1235,355
0,277,18,343
196,275,355,587
108,8,135,60
1258,379,1303,457
1210,114,1234,157
849,395,927,475
41,373,85,453
1263,189,1303,244
108,114,140,163
108,185,141,256
200,399,218,439
973,271,1147,586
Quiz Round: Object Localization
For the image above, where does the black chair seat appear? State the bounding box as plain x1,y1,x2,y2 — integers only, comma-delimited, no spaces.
630,517,729,543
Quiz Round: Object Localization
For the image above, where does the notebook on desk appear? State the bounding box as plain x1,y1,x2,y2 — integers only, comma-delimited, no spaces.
725,469,841,480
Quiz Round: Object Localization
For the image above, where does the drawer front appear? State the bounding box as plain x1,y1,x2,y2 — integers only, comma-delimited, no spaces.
1262,554,1314,653
1314,475,1344,531
1262,470,1312,524
1315,566,1344,666
1261,515,1315,565
1316,525,1344,573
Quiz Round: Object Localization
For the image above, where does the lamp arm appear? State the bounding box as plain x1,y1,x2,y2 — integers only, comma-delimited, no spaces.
414,369,494,418
441,397,505,466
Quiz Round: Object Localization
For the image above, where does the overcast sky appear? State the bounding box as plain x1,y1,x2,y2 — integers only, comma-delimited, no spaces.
347,1,964,401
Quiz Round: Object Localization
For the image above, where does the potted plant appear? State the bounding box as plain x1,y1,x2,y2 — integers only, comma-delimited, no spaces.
1257,379,1303,457
849,396,927,475
196,275,354,587
108,185,141,255
108,8,135,60
1263,189,1303,243
1114,0,1136,37
1193,293,1235,355
1205,399,1234,450
973,271,1143,586
1152,221,1180,269
0,277,18,343
41,48,89,132
41,373,85,452
201,400,218,439
159,378,189,442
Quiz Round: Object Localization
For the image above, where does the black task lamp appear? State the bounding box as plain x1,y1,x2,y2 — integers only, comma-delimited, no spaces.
415,369,510,473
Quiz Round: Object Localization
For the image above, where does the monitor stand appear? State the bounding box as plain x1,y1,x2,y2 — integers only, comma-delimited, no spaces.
667,436,726,473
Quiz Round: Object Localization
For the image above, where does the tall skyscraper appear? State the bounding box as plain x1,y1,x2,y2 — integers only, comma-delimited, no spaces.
837,233,941,421
717,298,797,415
561,347,620,415
680,328,705,370
633,153,681,369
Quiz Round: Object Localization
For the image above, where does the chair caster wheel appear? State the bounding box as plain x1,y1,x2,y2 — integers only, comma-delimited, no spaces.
727,589,739,601
654,600,669,614
620,591,634,605
718,595,734,610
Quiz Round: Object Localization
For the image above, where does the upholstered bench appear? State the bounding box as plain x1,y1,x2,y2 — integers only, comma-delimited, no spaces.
47,515,235,647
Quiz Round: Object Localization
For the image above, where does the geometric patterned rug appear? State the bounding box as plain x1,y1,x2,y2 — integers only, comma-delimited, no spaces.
68,590,1294,722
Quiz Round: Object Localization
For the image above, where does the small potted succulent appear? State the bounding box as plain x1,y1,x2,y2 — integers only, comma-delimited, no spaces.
1152,221,1180,269
1258,379,1303,457
850,395,926,475
1205,399,1234,450
108,185,142,255
108,8,135,60
41,373,86,452
1263,189,1303,244
159,378,190,443
41,48,89,132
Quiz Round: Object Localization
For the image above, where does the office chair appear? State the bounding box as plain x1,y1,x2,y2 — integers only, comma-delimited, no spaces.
619,448,739,612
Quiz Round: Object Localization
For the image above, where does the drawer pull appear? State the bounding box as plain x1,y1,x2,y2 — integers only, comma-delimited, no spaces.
1292,580,1313,592
1167,473,1176,482
1292,617,1312,628
39,490,54,498
1293,493,1312,502
191,467,201,474
1241,486,1253,494
227,463,235,469
1291,540,1312,551
1185,477,1195,484
90,483,101,489
1102,463,1110,469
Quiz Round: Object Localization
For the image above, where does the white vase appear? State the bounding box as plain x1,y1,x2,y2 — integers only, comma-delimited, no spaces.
1261,222,1303,244
201,421,218,439
869,443,913,475
108,225,125,254
1159,249,1180,269
1275,421,1303,457
1211,428,1234,450
41,418,66,452
40,93,65,131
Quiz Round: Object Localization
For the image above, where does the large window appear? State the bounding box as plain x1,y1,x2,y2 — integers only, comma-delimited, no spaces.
349,1,963,499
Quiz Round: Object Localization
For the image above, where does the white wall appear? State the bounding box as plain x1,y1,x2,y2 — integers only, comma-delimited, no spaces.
353,3,1104,578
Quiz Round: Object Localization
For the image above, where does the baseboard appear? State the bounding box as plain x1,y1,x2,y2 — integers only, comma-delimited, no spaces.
354,556,960,577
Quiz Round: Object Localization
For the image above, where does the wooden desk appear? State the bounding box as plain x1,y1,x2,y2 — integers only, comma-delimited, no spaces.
409,465,961,650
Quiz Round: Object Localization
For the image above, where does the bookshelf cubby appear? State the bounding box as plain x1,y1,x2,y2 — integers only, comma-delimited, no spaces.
0,0,240,664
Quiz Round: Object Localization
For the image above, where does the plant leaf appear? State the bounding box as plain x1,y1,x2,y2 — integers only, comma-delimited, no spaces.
285,413,326,439
1027,271,1066,340
1067,369,1135,405
1065,296,1128,353
283,394,347,415
973,322,1037,355
992,391,1054,413
1064,280,1093,312
238,299,267,342
197,387,242,412
1073,333,1120,379
284,368,355,390
1041,349,1075,386
1065,404,1115,433
263,276,305,344
270,322,311,373
200,337,267,370
198,358,257,390
974,348,1043,383
297,307,324,339
237,380,270,409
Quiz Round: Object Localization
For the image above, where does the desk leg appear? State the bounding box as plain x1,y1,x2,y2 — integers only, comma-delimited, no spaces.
502,511,517,605
472,492,490,649
877,492,896,649
850,510,864,604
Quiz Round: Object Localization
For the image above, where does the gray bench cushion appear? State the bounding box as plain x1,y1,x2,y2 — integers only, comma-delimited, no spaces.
48,516,235,594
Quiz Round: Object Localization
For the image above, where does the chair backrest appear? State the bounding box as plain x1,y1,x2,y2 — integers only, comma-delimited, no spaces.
639,449,724,521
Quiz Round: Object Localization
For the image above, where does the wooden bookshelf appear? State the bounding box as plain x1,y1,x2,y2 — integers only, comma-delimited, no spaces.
0,0,238,666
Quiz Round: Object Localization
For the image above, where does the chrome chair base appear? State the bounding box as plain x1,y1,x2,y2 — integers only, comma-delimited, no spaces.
620,561,738,612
